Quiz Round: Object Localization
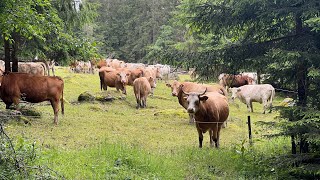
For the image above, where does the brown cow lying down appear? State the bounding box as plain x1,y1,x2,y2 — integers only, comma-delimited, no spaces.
181,87,229,148
133,77,156,109
166,80,228,124
0,72,64,124
99,67,130,95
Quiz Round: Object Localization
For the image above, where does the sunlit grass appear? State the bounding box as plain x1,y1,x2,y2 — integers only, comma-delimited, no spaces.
2,67,290,179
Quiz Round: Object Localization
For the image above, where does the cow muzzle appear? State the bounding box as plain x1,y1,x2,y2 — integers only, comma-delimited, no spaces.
187,108,195,114
172,92,177,96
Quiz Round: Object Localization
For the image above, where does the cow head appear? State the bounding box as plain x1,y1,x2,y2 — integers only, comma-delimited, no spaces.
155,67,162,79
166,80,181,96
148,76,156,88
230,87,241,101
182,87,208,114
117,71,130,85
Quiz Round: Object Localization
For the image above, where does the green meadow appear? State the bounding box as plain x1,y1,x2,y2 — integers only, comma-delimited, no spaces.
2,67,290,179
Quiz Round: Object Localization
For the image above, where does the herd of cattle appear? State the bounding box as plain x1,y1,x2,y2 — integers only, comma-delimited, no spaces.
0,58,277,148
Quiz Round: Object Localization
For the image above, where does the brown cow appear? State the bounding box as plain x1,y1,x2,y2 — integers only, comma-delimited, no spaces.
110,59,126,69
166,80,227,124
143,67,162,80
219,74,255,89
133,77,156,109
143,67,162,95
126,68,144,86
97,59,112,69
0,72,64,124
99,67,130,95
181,87,229,148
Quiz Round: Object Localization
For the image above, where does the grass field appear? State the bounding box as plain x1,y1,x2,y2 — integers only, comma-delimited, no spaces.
2,67,291,179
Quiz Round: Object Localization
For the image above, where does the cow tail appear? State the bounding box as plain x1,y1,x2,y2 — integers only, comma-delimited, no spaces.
269,88,275,109
61,81,65,115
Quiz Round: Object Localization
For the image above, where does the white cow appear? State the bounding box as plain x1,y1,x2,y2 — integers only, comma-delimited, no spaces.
230,84,275,114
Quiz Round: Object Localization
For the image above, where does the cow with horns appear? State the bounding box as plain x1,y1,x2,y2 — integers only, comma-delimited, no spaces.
180,86,229,148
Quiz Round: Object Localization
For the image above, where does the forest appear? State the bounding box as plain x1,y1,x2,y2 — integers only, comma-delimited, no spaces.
0,0,320,179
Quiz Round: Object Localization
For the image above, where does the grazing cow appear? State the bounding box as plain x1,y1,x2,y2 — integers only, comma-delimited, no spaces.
219,74,255,89
133,77,156,109
166,80,228,124
0,72,64,124
230,84,275,114
181,87,229,148
99,67,130,95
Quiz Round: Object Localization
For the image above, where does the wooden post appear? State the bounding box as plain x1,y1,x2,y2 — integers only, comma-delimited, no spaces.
248,116,253,145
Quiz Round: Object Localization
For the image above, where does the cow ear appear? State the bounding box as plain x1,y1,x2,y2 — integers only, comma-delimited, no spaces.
199,96,208,101
179,84,184,89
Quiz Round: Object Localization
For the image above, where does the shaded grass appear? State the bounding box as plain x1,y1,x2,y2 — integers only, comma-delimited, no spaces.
2,67,290,179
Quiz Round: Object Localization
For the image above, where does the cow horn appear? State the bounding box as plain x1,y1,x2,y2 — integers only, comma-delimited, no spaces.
198,88,207,96
181,85,190,95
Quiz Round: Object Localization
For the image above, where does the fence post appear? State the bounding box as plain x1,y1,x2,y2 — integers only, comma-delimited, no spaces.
248,116,253,145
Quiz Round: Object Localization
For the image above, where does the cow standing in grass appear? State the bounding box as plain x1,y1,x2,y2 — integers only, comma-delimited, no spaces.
99,67,130,95
181,87,229,148
166,80,228,124
0,72,64,124
133,77,156,109
230,84,275,114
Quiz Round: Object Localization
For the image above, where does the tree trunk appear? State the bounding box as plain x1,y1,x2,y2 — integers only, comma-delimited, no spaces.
4,36,11,72
11,33,19,72
295,13,309,153
257,69,261,84
291,135,296,154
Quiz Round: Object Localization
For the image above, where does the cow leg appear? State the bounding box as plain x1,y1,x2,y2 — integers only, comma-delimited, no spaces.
197,128,203,148
209,130,214,147
214,124,223,148
262,99,268,114
12,97,21,111
250,101,253,112
50,100,59,125
246,99,252,112
136,98,140,109
268,100,273,113
143,96,147,108
5,102,13,109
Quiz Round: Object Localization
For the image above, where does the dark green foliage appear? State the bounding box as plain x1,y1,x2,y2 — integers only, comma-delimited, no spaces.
93,0,178,61
149,0,320,178
0,124,64,179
